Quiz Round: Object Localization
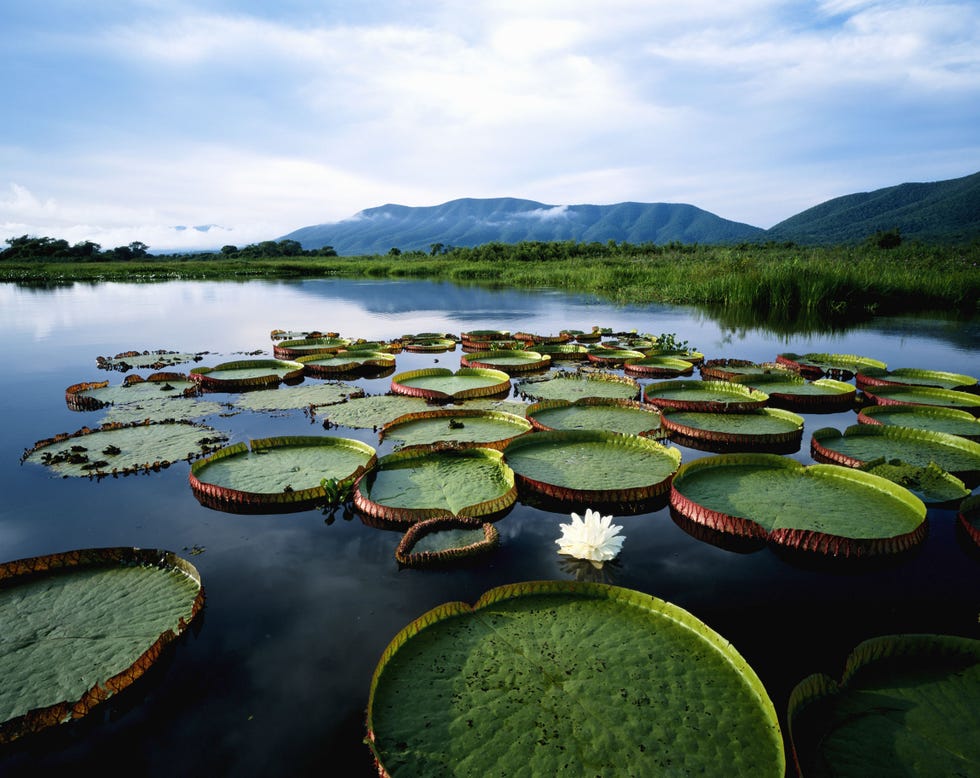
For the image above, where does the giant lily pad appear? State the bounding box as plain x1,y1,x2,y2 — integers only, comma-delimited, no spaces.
402,337,457,353
366,581,785,776
856,403,980,441
776,352,886,380
515,370,640,402
66,373,198,411
190,359,304,391
533,343,588,361
958,494,980,548
233,382,363,412
22,421,226,477
353,446,516,526
96,350,201,372
0,547,203,744
272,336,350,359
738,375,855,413
380,408,532,450
644,380,768,413
623,354,695,377
394,517,499,568
322,395,431,429
102,396,226,425
856,366,978,392
390,368,511,402
669,454,927,557
660,407,804,452
586,347,646,367
788,634,980,777
525,398,664,438
861,384,980,415
459,349,551,374
189,435,376,513
296,350,395,377
699,359,773,382
460,329,510,347
503,430,681,507
858,459,970,506
811,425,980,483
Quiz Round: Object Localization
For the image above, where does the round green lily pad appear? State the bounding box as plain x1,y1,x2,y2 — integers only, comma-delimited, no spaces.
788,634,980,777
669,453,927,556
660,407,804,452
189,435,377,513
811,425,980,482
699,359,771,382
856,404,980,441
644,348,705,366
273,336,350,359
394,517,499,568
233,382,364,412
460,330,510,346
739,375,855,413
354,446,517,526
380,408,532,449
533,343,588,360
102,396,226,425
366,581,785,777
322,395,431,429
66,373,198,411
503,430,681,506
776,352,887,380
459,350,551,374
22,421,227,477
623,354,695,377
402,337,457,353
856,366,978,392
296,350,395,377
861,385,980,415
390,368,511,402
586,347,647,367
190,359,304,391
858,459,970,506
515,370,640,402
644,380,768,413
525,398,664,438
0,547,203,744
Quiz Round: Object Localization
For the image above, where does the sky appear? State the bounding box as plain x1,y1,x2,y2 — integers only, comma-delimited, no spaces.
1,1,978,252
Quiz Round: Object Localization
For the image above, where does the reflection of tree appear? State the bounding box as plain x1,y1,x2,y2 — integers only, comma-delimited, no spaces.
558,557,622,583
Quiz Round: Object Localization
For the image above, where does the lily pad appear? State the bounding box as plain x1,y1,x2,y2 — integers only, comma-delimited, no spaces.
354,446,516,526
644,380,768,413
526,398,664,438
390,368,511,402
22,421,226,477
460,330,510,346
586,347,647,367
296,350,395,377
660,407,804,452
394,517,499,568
644,348,705,366
858,459,970,506
699,359,772,382
811,425,980,483
623,354,695,377
232,382,364,412
738,375,855,413
503,430,681,507
96,350,200,372
861,384,980,415
66,373,198,411
380,409,532,450
366,581,785,777
190,359,304,391
102,396,226,424
322,395,431,429
190,435,376,513
669,454,927,556
788,634,980,777
272,336,350,359
856,366,978,392
0,547,203,744
958,494,980,548
402,337,457,353
515,370,640,402
459,350,551,374
533,343,588,360
776,352,886,380
856,404,980,441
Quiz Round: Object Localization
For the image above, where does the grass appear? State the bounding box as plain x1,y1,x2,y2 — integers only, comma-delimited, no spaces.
2,243,977,332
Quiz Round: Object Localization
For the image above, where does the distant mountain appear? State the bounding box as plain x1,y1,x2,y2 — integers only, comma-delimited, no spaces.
766,171,980,245
281,198,765,255
280,172,980,253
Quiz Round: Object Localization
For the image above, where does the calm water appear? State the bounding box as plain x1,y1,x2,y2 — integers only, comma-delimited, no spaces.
0,279,977,776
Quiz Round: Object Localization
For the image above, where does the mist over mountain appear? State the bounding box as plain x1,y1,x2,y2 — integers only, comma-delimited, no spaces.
280,172,979,254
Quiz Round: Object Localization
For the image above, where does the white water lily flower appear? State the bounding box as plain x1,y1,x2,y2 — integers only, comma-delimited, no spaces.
556,508,624,569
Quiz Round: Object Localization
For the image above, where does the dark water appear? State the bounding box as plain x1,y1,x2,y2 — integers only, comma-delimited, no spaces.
0,279,977,777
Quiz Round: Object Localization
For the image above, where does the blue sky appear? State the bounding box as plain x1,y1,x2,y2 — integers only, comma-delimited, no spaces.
2,0,978,251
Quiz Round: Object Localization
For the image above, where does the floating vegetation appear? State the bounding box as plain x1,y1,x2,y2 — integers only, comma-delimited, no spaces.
858,459,970,506
736,374,856,413
856,403,980,441
401,337,457,353
856,366,978,392
585,347,646,367
861,384,980,415
0,547,203,744
459,349,551,374
272,336,350,359
102,396,226,425
644,380,768,413
515,370,640,402
379,408,532,450
533,343,588,360
669,454,927,557
390,368,511,402
96,349,202,372
66,372,198,411
775,352,887,380
296,350,395,377
366,581,784,776
660,407,804,453
190,359,304,391
788,634,980,777
622,354,695,377
22,421,227,478
526,398,664,438
190,435,376,513
322,395,431,430
958,494,980,549
232,382,364,412
394,517,499,568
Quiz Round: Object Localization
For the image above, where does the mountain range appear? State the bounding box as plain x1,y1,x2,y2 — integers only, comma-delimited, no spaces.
281,171,980,254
